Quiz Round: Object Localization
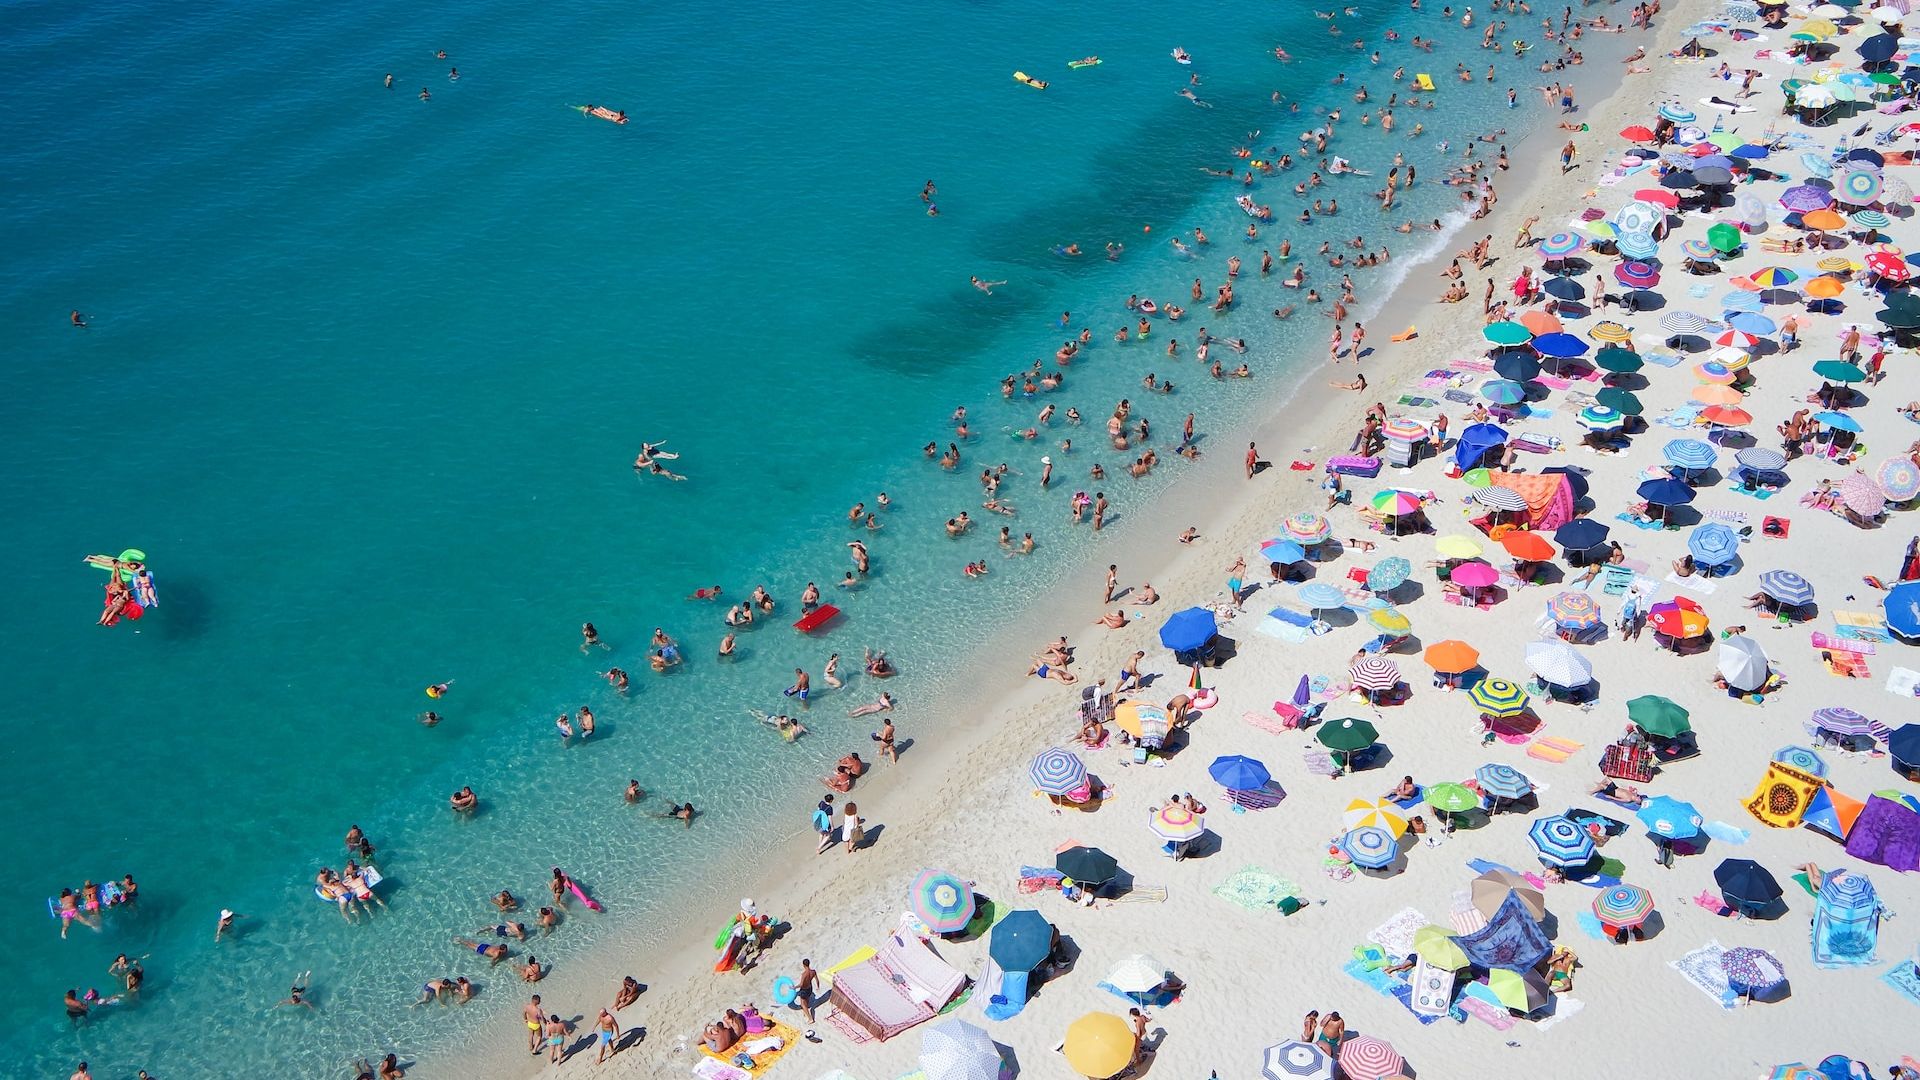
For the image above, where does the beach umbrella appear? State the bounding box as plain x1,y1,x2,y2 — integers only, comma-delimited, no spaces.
1619,124,1656,141
1371,489,1424,516
1063,1012,1134,1079
1713,329,1761,351
1593,883,1655,928
1664,439,1719,470
1635,188,1680,209
1261,539,1308,567
1475,762,1533,799
1637,476,1695,508
1614,200,1662,236
1721,947,1787,999
1103,954,1168,997
1546,591,1603,629
1736,447,1788,472
1727,312,1777,336
1530,815,1597,867
1659,103,1696,122
1693,360,1738,385
1483,321,1534,346
1867,249,1909,277
1590,322,1634,345
1450,562,1498,589
1802,151,1835,178
989,909,1055,972
1030,747,1089,796
1660,311,1720,336
1343,797,1410,837
1283,510,1331,544
1781,185,1835,213
1500,530,1554,561
1891,723,1920,767
1340,825,1399,869
1425,782,1480,814
1379,417,1428,443
1367,556,1412,594
1539,231,1586,257
1054,846,1118,885
1699,404,1754,427
1471,869,1546,920
1812,359,1866,382
1616,261,1661,289
1525,640,1594,687
1208,755,1270,793
1811,410,1862,434
1518,309,1564,336
1819,871,1880,911
1627,695,1691,737
1369,605,1411,634
1349,657,1401,692
1890,581,1920,639
1617,231,1660,261
1687,522,1741,566
1638,795,1704,839
1682,238,1720,263
1149,803,1205,842
1813,705,1884,740
1842,169,1886,205
1800,207,1847,232
1412,925,1471,969
1113,702,1169,749
1262,1041,1334,1080
1804,276,1846,299
1693,166,1736,188
1485,968,1553,1013
1553,519,1609,553
1494,352,1542,381
1582,218,1619,240
1336,1035,1403,1080
1648,596,1709,639
1720,289,1764,313
1597,384,1643,413
1474,486,1530,512
1157,607,1217,653
1434,534,1484,559
1718,634,1771,693
1463,468,1493,488
1877,456,1920,501
1468,678,1529,718
1595,350,1644,378
921,1019,1002,1080
1424,640,1480,674
1839,473,1887,517
1708,222,1743,254
1577,405,1626,431
1297,582,1346,612
1541,276,1585,302
1772,745,1827,776
1770,1067,1820,1080
1817,254,1856,273
1757,569,1815,607
1883,174,1914,204
910,869,978,933
1479,378,1528,405
1793,82,1838,107
1851,209,1892,232
1714,859,1783,907
1316,717,1378,754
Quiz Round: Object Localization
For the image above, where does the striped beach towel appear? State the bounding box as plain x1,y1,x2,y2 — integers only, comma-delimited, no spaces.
1527,736,1583,763
1810,631,1874,655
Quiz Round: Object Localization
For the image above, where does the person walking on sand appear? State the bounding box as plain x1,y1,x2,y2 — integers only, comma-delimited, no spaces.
875,718,898,762
794,959,820,1023
1246,442,1260,478
842,802,865,853
1105,564,1119,603
1559,139,1577,173
594,1009,622,1063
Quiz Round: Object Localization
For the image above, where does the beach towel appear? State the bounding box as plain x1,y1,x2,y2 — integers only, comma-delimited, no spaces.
1574,910,1609,941
1212,866,1302,912
1367,907,1427,956
1889,667,1920,699
1241,709,1292,736
1727,483,1778,500
1534,996,1586,1032
1443,389,1477,404
1303,749,1341,778
1670,941,1738,1010
693,1057,753,1080
1110,885,1168,904
1745,761,1823,828
701,1021,801,1077
1665,573,1719,595
1810,632,1875,655
1528,736,1583,764
1455,987,1517,1030
1342,956,1403,998
1645,351,1688,368
1845,796,1920,873
982,965,1027,1022
1450,889,1488,934
1812,897,1883,969
1880,959,1920,1009
1408,957,1458,1020
1835,611,1893,643
824,1011,874,1045
1456,892,1551,972
1016,867,1063,895
1703,821,1751,845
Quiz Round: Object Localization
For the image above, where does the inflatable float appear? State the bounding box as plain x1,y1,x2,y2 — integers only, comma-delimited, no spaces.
1013,71,1049,89
47,881,124,919
313,866,383,903
793,604,840,633
1172,48,1192,65
1139,299,1159,315
1069,56,1102,69
1413,73,1436,91
571,104,628,124
712,911,774,972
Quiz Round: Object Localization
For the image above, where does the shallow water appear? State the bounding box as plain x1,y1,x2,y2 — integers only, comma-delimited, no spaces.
0,0,1603,1072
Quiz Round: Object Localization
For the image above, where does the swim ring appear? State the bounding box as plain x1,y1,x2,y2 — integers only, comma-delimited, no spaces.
1192,688,1219,710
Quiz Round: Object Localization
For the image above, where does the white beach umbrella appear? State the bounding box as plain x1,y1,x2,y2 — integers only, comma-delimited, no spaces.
920,1019,1002,1080
1525,640,1595,687
1717,635,1772,693
1105,954,1169,994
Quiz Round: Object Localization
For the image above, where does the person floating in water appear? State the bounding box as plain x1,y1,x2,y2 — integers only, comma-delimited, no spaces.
970,276,1007,295
70,310,88,328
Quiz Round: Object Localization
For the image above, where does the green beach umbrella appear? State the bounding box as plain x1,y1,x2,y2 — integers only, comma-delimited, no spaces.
1626,695,1692,738
1412,925,1471,969
1871,71,1901,86
1595,346,1644,374
1462,468,1493,488
1317,717,1379,753
1597,387,1644,415
1468,678,1531,718
1707,222,1743,254
1483,321,1534,347
1486,968,1552,1013
1425,782,1480,814
1812,360,1866,383
1709,132,1744,152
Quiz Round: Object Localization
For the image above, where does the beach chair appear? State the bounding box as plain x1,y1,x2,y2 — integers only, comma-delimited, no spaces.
1598,741,1656,783
1225,784,1286,811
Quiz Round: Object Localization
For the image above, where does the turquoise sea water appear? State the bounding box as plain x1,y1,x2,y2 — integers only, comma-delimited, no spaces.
0,1,1610,1073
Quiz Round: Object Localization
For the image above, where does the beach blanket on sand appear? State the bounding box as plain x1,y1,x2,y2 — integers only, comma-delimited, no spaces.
1881,959,1920,1008
1534,996,1586,1032
1016,867,1063,894
1367,907,1428,956
693,1058,752,1080
1670,941,1737,1010
1212,866,1302,912
1813,895,1883,969
1456,991,1516,1030
1456,892,1551,972
698,1021,800,1077
1408,958,1458,1020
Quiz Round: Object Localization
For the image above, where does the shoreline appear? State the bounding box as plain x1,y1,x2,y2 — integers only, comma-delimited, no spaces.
437,13,1676,1080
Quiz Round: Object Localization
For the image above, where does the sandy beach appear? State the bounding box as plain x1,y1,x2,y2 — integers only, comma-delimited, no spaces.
418,6,1920,1080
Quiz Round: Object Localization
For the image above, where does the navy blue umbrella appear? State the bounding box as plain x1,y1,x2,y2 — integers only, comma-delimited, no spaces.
1637,477,1696,506
1542,276,1586,300
1158,607,1218,652
1494,353,1541,381
1860,33,1899,62
1553,519,1609,551
988,909,1055,972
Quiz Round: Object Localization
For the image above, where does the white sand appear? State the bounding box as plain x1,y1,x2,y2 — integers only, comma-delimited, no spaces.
451,7,1920,1079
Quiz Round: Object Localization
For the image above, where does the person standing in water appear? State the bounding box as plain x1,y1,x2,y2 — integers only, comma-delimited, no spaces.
824,653,843,689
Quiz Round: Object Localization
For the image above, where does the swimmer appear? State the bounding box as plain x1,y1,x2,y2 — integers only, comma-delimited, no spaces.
581,622,608,653
625,779,645,803
970,276,1007,295
454,937,511,965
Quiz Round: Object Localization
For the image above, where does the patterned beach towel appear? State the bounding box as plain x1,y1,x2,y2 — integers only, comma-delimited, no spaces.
1212,866,1302,912
1367,907,1427,956
1670,941,1737,1010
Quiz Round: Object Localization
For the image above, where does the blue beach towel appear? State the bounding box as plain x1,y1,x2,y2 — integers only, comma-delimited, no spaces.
983,968,1028,1021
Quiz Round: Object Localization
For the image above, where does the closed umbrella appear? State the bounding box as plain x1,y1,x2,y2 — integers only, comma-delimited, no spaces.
1054,846,1119,885
989,910,1055,972
1343,798,1410,837
1209,754,1271,791
1030,747,1089,796
1469,678,1530,718
1525,640,1594,687
1757,569,1815,607
1530,815,1598,867
1475,762,1534,799
911,870,978,933
1262,1041,1334,1080
1349,657,1401,692
1547,591,1603,629
1718,634,1771,693
1664,439,1720,470
1340,825,1400,869
1424,640,1480,674
1063,1012,1134,1079
1627,695,1691,737
1687,522,1741,566
1592,883,1655,927
921,1019,1002,1080
1336,1035,1403,1080
1638,795,1704,839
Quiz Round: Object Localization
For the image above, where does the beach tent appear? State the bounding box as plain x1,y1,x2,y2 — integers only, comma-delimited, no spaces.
1843,796,1920,872
1486,471,1578,531
1745,761,1824,829
827,931,968,1041
1454,423,1510,470
1802,786,1867,842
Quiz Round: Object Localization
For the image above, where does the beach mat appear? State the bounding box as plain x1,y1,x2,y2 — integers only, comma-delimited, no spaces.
1528,736,1583,763
1670,941,1737,1010
1456,991,1516,1030
1881,961,1920,1008
1110,885,1168,905
1212,866,1302,912
1533,996,1586,1032
1367,907,1427,956
701,1021,803,1076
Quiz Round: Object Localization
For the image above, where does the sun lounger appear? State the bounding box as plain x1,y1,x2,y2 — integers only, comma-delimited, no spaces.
1598,741,1656,783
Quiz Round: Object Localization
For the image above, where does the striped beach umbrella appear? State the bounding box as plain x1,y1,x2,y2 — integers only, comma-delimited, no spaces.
1877,456,1920,501
1029,747,1088,796
1524,640,1594,687
1530,815,1597,867
1576,405,1625,430
1736,447,1788,471
1617,231,1660,261
1336,1035,1403,1080
1638,795,1703,839
1592,883,1655,927
1538,231,1586,257
1262,1041,1334,1080
910,869,977,933
1851,209,1892,231
1816,254,1856,272
1714,328,1762,349
1758,569,1815,607
1660,311,1720,335
1772,745,1826,777
1748,267,1798,288
1841,168,1884,204
1811,706,1887,741
1368,556,1412,593
1297,582,1346,611
1693,360,1738,384
1663,439,1719,469
1340,826,1400,870
1546,591,1602,629
1720,288,1764,312
1148,803,1205,842
1613,200,1662,237
1659,103,1697,122
1367,607,1412,635
1779,185,1834,213
1343,797,1410,837
1474,762,1533,799
1687,522,1740,566
1283,511,1331,543
1615,261,1661,289
1349,657,1401,692
1370,490,1423,516
1589,321,1634,343
1479,379,1527,405
1473,486,1529,511
1468,678,1529,718
1379,417,1428,443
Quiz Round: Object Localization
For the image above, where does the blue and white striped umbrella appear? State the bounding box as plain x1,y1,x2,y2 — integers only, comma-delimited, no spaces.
1475,763,1534,800
1851,209,1892,231
1663,439,1719,469
1577,405,1626,431
1661,311,1721,335
1771,745,1827,777
1801,152,1835,178
1263,1041,1334,1080
1617,232,1660,260
1735,447,1788,470
1298,582,1348,611
1340,826,1400,869
1687,522,1741,566
1758,569,1815,607
1660,103,1698,123
1720,290,1765,313
1028,747,1088,796
1529,816,1597,867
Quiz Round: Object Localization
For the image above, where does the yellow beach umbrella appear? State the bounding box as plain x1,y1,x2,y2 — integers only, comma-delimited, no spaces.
1343,797,1410,837
1064,1012,1136,1078
1412,924,1471,968
1816,255,1855,273
1435,534,1484,559
1800,17,1838,38
1693,384,1744,406
1588,321,1633,343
